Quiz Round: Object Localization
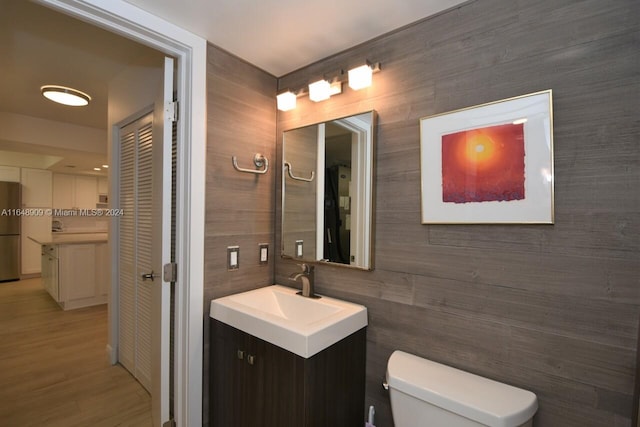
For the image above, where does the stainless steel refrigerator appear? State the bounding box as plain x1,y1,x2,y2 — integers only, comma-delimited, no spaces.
0,182,21,282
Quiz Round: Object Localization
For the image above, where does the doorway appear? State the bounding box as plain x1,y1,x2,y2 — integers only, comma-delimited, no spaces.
12,0,207,424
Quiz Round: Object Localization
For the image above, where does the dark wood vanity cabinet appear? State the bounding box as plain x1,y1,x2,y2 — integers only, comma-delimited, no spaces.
210,319,366,427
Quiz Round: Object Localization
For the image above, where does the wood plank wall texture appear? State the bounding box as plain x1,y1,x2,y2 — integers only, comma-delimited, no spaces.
274,1,639,426
203,44,277,424
204,0,639,426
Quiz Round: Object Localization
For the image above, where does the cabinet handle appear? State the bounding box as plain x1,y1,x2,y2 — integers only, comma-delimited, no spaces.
247,354,255,365
237,350,245,360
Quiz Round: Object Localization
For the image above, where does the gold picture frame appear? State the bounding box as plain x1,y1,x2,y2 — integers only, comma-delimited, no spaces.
419,90,554,224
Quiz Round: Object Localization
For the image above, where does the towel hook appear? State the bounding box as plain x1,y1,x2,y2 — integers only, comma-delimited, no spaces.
284,162,315,182
232,153,269,174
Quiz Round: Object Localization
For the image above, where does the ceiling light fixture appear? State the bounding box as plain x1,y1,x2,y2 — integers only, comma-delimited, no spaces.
277,61,381,111
41,85,91,107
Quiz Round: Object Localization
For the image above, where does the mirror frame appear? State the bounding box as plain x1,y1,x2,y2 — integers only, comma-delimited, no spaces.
281,110,377,270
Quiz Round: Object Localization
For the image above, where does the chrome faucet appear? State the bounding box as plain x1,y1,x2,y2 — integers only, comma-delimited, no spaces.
289,263,319,299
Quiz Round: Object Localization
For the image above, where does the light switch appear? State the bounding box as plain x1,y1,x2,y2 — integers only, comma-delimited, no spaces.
259,243,268,265
295,240,303,258
227,246,239,271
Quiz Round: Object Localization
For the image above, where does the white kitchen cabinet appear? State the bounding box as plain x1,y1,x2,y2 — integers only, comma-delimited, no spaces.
40,241,108,310
52,174,74,209
53,173,98,209
20,168,52,208
97,176,108,196
95,242,109,297
75,175,98,208
41,245,59,301
21,215,51,275
0,166,20,182
59,244,96,303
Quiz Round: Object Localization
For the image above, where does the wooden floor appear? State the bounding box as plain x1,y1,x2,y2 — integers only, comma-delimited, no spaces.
0,278,152,426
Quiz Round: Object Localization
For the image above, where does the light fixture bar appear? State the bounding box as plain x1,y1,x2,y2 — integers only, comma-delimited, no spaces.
276,61,381,111
41,85,91,107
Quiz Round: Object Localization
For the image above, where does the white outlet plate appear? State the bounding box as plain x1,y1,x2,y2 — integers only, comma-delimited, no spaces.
227,246,239,270
259,243,268,265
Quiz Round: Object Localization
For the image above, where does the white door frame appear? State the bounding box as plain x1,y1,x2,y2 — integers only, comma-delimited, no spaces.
37,1,206,425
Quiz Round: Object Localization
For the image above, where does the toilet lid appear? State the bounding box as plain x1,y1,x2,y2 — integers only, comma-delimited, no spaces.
386,351,538,427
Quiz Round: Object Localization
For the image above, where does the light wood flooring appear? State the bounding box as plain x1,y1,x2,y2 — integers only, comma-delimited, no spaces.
0,278,152,426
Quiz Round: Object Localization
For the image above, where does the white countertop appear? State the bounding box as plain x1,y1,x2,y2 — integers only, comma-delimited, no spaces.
28,232,108,245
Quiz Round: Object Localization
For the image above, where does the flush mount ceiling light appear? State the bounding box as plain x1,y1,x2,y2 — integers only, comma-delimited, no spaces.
41,85,91,107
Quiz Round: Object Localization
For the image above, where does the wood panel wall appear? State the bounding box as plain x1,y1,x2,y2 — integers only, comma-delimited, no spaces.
203,43,277,424
275,0,640,425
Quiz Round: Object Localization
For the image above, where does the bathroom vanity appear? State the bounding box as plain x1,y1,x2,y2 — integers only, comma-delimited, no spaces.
209,285,367,427
210,320,365,427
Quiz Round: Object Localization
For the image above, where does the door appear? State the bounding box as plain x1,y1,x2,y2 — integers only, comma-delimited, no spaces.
118,57,174,426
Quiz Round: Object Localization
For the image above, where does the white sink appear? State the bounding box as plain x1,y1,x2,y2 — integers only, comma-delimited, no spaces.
210,285,367,358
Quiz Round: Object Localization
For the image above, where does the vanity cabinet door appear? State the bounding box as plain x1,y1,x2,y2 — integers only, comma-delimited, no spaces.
211,320,248,427
211,321,303,427
259,337,305,426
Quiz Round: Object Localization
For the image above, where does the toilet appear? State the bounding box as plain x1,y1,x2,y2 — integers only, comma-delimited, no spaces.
386,351,538,427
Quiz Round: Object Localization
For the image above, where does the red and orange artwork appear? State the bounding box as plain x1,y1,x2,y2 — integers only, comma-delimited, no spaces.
441,123,525,204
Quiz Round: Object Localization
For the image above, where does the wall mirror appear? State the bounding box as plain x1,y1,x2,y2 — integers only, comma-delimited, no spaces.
282,111,376,270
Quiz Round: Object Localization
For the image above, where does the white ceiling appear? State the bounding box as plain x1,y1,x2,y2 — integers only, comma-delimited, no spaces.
125,0,467,76
0,0,466,175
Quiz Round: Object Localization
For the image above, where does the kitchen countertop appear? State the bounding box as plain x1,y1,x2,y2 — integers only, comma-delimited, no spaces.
28,232,108,245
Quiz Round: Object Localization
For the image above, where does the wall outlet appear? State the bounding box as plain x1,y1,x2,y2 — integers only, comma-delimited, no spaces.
259,243,268,265
227,246,239,271
295,240,303,258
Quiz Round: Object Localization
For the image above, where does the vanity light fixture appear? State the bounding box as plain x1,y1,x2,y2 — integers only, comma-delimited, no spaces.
276,61,380,111
276,90,297,111
348,64,371,90
93,167,101,171
41,85,91,107
308,79,332,102
348,62,381,90
309,77,343,102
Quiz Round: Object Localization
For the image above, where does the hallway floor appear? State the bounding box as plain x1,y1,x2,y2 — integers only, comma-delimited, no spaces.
0,278,152,426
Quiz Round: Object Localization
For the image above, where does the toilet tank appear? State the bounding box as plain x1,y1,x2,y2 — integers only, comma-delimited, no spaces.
386,351,538,427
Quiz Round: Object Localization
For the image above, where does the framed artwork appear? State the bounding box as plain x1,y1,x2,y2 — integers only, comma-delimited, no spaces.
419,90,554,224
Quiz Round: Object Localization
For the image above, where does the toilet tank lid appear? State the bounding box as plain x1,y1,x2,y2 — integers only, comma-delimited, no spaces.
386,351,538,427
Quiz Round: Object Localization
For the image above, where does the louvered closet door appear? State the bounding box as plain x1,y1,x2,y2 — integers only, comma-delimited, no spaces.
118,113,154,392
